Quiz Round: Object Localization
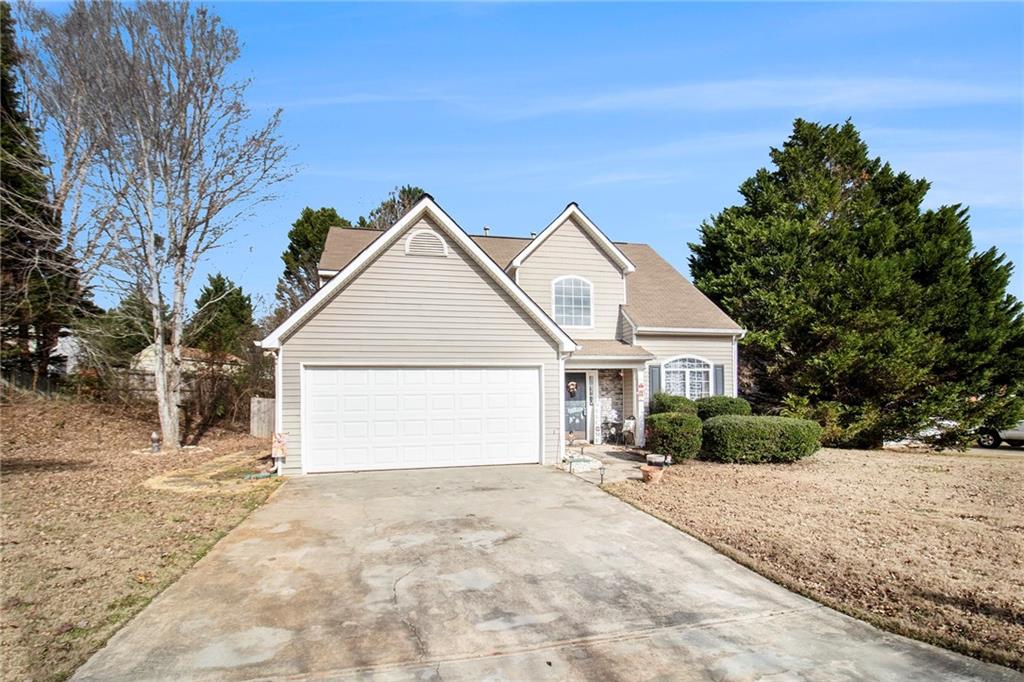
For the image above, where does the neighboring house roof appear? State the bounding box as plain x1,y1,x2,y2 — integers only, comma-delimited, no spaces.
510,203,636,274
572,339,654,359
319,224,741,333
262,196,579,352
133,344,244,366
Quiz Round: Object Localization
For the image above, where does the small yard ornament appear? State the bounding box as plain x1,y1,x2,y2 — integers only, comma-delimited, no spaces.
150,431,160,453
272,432,288,459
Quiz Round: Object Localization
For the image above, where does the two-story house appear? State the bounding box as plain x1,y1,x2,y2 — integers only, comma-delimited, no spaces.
260,196,743,475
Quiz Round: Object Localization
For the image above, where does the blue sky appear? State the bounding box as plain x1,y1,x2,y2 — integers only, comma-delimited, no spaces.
204,1,1023,314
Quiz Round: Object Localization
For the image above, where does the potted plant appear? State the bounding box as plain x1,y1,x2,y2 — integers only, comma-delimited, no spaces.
640,465,664,484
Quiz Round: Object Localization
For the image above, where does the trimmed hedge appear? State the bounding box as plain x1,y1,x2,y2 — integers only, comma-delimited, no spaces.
646,412,703,462
701,415,822,463
695,396,752,421
650,392,697,415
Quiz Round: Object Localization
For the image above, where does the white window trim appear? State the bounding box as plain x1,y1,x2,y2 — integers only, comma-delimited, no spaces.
661,354,714,401
551,275,595,330
404,228,448,257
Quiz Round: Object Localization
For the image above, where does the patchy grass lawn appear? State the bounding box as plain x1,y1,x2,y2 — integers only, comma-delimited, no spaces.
606,447,1024,671
0,395,281,681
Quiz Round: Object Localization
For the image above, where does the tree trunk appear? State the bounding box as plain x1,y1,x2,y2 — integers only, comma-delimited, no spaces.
167,263,187,451
154,353,179,450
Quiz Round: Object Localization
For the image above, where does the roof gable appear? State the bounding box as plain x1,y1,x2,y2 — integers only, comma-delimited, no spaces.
510,204,635,274
261,197,578,352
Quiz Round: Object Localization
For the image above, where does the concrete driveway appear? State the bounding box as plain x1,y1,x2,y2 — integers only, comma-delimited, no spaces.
75,466,1018,681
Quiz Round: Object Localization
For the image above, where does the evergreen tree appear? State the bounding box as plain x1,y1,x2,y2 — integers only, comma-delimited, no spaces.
187,273,254,356
273,207,350,318
690,119,1024,447
0,1,74,381
355,184,425,230
270,186,426,323
80,290,166,369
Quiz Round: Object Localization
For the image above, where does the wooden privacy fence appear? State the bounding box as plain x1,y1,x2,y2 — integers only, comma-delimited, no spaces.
250,396,275,437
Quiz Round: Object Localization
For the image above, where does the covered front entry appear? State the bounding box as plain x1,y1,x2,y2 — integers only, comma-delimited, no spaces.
303,366,542,473
563,367,643,445
564,371,588,441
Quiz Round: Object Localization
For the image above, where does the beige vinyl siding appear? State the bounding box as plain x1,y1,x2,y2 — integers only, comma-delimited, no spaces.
516,217,625,340
638,334,738,398
278,217,562,475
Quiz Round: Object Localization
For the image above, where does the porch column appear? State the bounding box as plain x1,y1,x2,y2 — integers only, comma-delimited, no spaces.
635,365,646,447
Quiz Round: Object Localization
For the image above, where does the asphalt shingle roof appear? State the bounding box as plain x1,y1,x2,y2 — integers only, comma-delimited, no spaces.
318,227,740,332
571,339,653,358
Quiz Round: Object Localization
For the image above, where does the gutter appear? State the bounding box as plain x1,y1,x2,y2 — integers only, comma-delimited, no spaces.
635,326,746,338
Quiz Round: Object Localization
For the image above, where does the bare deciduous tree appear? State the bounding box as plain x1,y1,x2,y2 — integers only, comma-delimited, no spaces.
18,0,294,449
10,1,119,289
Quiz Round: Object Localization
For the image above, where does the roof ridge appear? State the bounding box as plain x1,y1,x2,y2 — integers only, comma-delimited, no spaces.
330,225,384,232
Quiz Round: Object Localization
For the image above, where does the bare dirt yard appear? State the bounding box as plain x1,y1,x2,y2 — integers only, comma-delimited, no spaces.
607,447,1024,671
1,395,281,681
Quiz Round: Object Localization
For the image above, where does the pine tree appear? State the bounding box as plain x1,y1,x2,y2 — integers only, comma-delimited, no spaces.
690,119,1024,447
272,207,350,318
0,1,73,382
187,273,254,356
270,186,426,323
355,185,425,230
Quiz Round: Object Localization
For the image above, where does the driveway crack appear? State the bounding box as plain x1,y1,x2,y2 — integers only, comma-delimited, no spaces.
392,558,428,661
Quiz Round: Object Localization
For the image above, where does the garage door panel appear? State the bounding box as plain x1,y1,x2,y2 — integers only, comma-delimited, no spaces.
402,420,427,437
401,394,426,411
430,419,454,436
430,394,455,410
303,366,541,472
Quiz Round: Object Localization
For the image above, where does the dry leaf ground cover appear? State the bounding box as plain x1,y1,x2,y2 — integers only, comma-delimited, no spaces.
1,395,281,681
606,447,1024,671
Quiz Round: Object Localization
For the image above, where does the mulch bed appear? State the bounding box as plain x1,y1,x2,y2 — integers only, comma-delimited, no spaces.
606,447,1024,671
1,395,280,681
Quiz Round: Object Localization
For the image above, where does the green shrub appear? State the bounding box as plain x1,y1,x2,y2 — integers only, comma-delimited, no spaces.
695,396,752,421
650,392,697,415
701,415,822,463
646,412,703,462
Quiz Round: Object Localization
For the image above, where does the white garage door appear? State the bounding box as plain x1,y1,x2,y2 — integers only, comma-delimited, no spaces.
303,366,541,473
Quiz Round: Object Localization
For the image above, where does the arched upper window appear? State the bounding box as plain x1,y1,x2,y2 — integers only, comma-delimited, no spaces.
552,276,593,327
663,356,711,400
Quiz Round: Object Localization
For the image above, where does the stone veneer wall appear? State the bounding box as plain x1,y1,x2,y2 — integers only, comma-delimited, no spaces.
598,369,624,442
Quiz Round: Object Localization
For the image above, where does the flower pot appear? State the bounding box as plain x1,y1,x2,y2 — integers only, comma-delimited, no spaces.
640,465,664,484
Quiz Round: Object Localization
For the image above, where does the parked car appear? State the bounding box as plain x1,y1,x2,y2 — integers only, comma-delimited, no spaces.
976,420,1024,448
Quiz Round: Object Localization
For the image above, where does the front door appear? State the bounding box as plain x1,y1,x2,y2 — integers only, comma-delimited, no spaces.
565,372,587,441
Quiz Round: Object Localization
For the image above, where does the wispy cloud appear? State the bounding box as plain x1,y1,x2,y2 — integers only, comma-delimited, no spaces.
256,91,469,111
864,128,1023,211
488,77,1017,120
262,77,1018,120
572,170,689,188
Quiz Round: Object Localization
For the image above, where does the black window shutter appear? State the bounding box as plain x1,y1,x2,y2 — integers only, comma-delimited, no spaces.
713,364,725,396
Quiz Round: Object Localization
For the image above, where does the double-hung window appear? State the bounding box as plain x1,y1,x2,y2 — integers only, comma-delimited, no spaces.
553,277,592,327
